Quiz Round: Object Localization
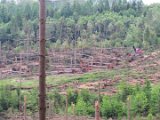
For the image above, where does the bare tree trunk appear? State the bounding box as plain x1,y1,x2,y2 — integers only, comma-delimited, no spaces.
95,101,100,120
39,0,46,120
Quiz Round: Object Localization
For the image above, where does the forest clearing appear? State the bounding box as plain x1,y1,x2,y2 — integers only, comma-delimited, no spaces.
0,47,160,119
1,0,160,119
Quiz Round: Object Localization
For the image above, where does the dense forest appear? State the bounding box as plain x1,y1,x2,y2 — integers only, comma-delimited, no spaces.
0,0,160,49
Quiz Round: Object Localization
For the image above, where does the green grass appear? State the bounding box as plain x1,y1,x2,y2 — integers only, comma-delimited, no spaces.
0,77,37,87
46,70,116,85
0,69,119,87
0,68,152,88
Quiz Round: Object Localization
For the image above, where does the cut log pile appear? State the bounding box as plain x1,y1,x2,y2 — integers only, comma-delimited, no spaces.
1,47,131,78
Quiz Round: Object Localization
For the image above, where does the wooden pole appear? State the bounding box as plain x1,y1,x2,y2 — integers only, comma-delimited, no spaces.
39,0,46,120
95,101,100,120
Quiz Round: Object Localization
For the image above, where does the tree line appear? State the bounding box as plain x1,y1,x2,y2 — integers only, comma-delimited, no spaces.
0,0,160,49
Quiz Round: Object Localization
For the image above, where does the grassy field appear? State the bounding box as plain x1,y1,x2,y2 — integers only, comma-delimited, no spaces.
0,68,145,88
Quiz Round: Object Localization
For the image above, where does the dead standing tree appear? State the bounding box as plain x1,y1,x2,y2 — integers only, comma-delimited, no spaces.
95,101,100,120
39,0,46,120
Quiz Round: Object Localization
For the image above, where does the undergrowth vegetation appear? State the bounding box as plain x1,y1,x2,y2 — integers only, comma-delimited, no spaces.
1,80,160,119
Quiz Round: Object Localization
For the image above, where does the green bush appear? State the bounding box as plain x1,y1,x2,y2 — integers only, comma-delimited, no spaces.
67,88,78,105
0,85,19,112
143,80,152,114
118,82,135,102
52,90,65,114
150,87,160,115
131,92,148,115
86,104,94,117
101,96,126,118
1,82,160,119
25,89,38,112
75,97,88,115
147,113,153,120
79,89,97,104
75,90,95,116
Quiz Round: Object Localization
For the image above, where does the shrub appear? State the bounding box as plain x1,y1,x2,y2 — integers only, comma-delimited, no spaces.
131,92,148,115
87,104,94,117
79,89,97,104
67,88,78,105
75,97,88,115
26,89,38,112
147,113,153,120
143,80,152,114
0,85,19,112
52,90,65,114
101,96,125,118
150,87,160,115
69,89,95,116
118,82,135,102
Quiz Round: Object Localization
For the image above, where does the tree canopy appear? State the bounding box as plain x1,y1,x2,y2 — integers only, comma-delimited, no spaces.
0,0,160,49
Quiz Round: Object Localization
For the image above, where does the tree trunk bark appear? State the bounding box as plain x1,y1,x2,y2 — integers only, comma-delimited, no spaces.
39,0,46,120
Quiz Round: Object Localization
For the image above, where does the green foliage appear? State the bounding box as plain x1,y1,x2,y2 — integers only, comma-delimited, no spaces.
25,89,38,112
101,96,126,118
0,0,159,50
75,96,88,115
0,85,19,112
131,91,148,114
75,89,95,116
79,89,97,104
150,87,160,114
78,89,96,116
147,113,153,120
52,90,65,114
118,82,135,102
143,80,152,114
67,88,78,105
1,82,160,119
